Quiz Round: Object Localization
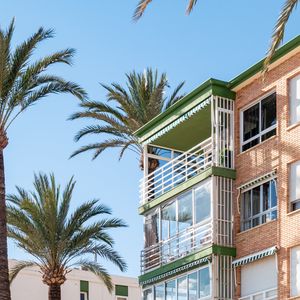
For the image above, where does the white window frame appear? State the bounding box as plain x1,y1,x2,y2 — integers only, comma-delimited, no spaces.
241,178,277,231
290,245,300,297
240,91,277,152
290,160,300,212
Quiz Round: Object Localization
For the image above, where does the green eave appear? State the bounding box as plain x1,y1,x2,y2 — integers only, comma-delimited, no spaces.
139,166,236,215
229,35,300,89
138,245,236,285
135,78,235,143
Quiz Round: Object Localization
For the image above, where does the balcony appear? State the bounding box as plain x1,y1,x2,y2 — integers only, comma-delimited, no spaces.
239,288,277,300
140,136,233,205
140,219,212,274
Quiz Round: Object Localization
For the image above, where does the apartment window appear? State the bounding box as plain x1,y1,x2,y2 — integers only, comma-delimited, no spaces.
289,74,300,125
290,161,300,211
241,179,277,231
291,246,300,297
241,92,276,151
151,266,211,300
240,256,277,299
80,292,88,300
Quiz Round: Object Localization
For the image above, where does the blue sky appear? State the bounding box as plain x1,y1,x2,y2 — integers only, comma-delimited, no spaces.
1,0,300,277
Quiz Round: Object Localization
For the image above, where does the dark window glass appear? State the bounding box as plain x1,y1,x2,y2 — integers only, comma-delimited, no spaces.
144,211,159,247
262,128,276,141
243,103,259,141
242,138,259,151
292,200,300,211
261,93,276,130
252,186,260,215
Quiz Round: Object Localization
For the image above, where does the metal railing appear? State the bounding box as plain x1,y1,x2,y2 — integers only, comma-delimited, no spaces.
140,219,212,274
239,288,277,300
140,138,213,204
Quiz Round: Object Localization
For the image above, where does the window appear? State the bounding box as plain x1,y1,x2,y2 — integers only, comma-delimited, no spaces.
195,180,211,224
290,161,300,211
241,179,277,231
289,74,300,125
80,292,88,300
240,256,277,299
150,266,211,300
241,93,276,151
291,246,300,297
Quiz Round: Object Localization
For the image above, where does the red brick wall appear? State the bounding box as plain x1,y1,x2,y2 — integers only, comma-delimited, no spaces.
234,52,300,299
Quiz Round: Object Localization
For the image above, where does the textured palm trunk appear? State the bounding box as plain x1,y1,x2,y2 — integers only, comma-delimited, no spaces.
0,149,11,300
48,284,61,300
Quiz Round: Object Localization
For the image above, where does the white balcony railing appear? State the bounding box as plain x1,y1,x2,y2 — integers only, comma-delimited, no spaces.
140,219,212,274
140,138,213,205
239,288,277,300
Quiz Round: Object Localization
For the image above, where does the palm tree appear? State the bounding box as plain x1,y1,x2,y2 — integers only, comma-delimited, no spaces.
0,19,87,300
134,0,298,74
7,173,127,300
70,68,184,172
133,0,198,20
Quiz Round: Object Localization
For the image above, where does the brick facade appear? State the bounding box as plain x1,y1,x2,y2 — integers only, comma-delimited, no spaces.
234,52,300,299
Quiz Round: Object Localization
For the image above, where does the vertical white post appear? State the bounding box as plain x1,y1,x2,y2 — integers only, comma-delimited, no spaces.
143,145,149,204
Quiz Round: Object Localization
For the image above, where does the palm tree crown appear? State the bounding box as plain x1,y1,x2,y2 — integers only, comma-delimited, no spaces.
70,68,184,166
7,173,127,299
0,19,87,138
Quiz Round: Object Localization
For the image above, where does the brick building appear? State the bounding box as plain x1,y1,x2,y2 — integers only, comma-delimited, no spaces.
136,36,300,299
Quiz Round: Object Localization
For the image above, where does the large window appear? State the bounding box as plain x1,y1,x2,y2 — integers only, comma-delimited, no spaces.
240,256,277,299
290,161,300,211
291,246,300,297
241,93,276,151
241,179,277,231
145,178,212,248
143,266,211,300
289,74,300,125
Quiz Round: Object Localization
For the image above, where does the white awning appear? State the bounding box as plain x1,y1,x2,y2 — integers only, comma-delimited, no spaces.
232,246,278,267
238,170,276,191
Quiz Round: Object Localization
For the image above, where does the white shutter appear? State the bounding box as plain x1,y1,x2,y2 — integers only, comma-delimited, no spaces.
241,256,277,296
290,161,300,202
290,74,300,124
291,246,300,297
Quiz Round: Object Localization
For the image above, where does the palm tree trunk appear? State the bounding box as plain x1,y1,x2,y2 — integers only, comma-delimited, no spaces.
48,284,61,300
0,149,11,300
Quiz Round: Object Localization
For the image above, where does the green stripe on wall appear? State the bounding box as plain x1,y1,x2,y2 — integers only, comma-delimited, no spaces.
80,280,89,293
115,285,128,297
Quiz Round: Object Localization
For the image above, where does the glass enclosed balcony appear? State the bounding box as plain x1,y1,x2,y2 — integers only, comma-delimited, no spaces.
139,95,235,205
141,177,233,274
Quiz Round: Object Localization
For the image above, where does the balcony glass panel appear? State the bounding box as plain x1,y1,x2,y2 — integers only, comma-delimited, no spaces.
155,284,165,300
188,272,197,300
166,280,176,300
177,276,188,300
199,267,211,298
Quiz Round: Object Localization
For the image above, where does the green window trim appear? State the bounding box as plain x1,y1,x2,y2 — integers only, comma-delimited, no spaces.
80,280,89,293
115,285,128,297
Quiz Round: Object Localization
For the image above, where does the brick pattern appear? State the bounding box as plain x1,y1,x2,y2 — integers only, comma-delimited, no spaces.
234,52,300,299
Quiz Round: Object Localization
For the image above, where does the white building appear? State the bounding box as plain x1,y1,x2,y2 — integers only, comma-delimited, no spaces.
9,260,141,300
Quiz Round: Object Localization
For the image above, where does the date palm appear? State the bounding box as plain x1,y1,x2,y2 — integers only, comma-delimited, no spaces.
70,68,184,172
133,0,198,20
134,0,298,74
7,173,127,300
0,19,87,300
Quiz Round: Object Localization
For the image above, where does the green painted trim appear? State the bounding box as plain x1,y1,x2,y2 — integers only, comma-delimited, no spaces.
139,246,212,284
80,280,89,293
139,167,236,215
139,245,236,284
135,78,235,142
115,285,128,297
229,35,300,89
212,244,236,257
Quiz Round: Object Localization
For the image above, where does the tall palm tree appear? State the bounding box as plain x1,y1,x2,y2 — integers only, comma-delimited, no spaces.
70,68,184,172
134,0,298,74
7,173,127,300
0,19,87,300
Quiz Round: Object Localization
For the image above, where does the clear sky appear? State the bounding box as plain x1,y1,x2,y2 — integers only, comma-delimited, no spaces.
1,0,300,277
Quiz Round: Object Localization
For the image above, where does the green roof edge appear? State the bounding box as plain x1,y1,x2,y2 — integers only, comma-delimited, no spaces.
229,34,300,89
134,78,234,139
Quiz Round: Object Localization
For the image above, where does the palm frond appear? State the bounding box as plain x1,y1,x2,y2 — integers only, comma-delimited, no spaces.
186,0,198,14
133,0,153,21
9,261,37,283
264,0,298,74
